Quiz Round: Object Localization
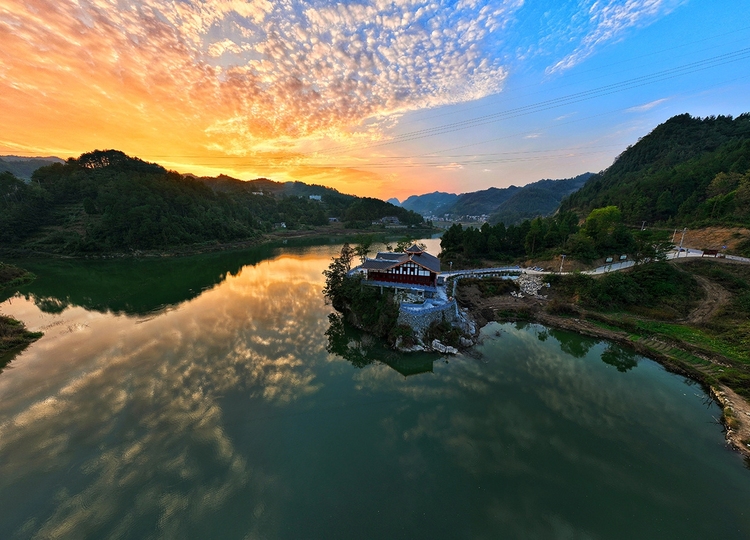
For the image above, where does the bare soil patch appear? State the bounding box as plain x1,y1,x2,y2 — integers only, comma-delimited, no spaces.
684,275,731,325
678,226,750,252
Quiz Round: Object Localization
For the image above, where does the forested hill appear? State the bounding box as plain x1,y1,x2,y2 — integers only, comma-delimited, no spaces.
0,150,422,255
561,113,750,226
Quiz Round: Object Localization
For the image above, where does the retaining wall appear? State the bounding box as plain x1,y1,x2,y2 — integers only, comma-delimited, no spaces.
397,299,458,337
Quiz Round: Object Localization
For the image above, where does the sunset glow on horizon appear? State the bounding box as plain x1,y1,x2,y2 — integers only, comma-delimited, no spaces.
1,0,749,200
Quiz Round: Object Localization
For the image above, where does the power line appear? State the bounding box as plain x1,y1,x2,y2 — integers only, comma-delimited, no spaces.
318,47,750,155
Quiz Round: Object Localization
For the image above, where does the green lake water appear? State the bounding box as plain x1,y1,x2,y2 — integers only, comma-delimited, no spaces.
1,239,749,539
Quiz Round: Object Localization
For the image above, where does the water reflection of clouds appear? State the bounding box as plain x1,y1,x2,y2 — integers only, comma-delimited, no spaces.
346,321,723,534
0,251,335,537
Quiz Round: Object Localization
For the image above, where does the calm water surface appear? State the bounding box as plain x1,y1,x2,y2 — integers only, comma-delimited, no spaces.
1,239,749,539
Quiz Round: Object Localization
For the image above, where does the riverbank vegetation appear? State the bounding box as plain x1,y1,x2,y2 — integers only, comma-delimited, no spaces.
455,259,750,453
441,206,674,267
546,261,750,399
0,262,36,290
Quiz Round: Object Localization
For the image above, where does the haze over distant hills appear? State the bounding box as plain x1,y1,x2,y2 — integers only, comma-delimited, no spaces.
394,173,592,225
0,155,64,180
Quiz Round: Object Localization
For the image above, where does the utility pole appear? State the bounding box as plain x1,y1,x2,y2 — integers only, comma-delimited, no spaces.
678,227,687,257
559,254,566,273
672,229,677,243
641,221,646,231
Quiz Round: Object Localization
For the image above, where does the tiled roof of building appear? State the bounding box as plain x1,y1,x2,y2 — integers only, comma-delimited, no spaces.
410,251,441,273
360,248,441,273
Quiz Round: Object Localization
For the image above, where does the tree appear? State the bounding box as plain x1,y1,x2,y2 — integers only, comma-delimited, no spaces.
631,229,672,264
353,235,373,264
322,244,355,311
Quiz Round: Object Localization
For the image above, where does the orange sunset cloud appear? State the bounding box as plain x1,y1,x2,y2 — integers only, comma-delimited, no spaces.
0,0,515,196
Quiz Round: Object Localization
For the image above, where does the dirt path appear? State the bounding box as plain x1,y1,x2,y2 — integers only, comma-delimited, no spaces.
684,275,731,325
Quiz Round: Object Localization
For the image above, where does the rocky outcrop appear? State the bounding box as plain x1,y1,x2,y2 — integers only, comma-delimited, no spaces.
431,339,458,355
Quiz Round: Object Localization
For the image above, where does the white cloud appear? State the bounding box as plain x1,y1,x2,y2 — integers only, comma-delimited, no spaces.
0,0,525,154
626,97,669,112
546,0,684,74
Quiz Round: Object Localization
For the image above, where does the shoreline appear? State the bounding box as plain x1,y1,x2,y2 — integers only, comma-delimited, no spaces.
461,297,750,460
0,226,439,260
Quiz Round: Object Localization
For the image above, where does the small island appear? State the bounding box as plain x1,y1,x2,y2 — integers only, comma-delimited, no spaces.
324,242,475,354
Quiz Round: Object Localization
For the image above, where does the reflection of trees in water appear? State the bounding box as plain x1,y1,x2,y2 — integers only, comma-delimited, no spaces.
600,346,639,372
325,313,434,377
325,313,374,368
548,328,598,359
542,326,639,372
31,296,69,314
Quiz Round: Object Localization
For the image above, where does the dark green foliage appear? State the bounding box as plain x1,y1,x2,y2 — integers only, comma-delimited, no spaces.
343,197,423,227
441,204,672,264
561,113,750,226
0,171,52,244
323,244,401,340
424,318,462,348
0,150,423,254
440,211,582,263
556,262,699,318
0,315,43,358
322,244,355,311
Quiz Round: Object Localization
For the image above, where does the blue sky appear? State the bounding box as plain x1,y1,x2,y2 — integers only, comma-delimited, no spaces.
1,0,748,199
373,0,750,199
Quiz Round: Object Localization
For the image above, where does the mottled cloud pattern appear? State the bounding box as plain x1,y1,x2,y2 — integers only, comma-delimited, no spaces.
0,0,519,151
0,0,683,190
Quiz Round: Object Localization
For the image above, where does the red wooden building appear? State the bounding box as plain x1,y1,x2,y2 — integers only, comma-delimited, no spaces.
360,245,441,287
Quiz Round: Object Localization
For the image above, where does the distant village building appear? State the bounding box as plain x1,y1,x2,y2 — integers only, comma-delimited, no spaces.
309,195,322,201
328,217,339,223
372,216,400,225
360,244,440,288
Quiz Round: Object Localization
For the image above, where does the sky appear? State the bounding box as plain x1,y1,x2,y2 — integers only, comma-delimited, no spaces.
1,0,749,200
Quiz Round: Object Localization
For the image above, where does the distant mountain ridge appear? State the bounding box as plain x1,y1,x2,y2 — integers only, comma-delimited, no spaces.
0,155,64,180
400,191,459,216
398,173,592,224
490,173,593,225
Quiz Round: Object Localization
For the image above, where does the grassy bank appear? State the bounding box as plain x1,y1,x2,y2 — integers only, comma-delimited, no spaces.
0,262,43,361
0,262,36,289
